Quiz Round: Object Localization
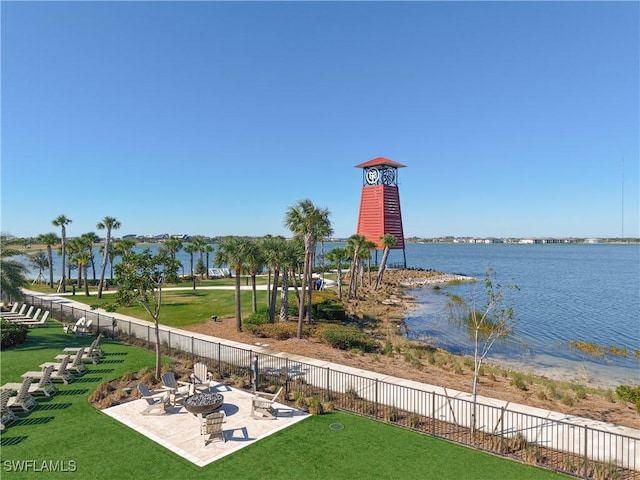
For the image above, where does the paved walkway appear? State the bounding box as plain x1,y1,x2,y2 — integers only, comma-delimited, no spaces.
103,385,307,467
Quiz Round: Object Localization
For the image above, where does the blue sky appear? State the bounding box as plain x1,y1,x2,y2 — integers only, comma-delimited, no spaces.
1,1,638,240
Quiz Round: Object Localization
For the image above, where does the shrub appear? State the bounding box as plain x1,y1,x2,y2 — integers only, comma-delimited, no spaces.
509,373,528,391
318,325,379,353
244,306,269,325
616,385,640,412
314,302,347,322
1,319,29,348
260,323,297,340
307,396,324,415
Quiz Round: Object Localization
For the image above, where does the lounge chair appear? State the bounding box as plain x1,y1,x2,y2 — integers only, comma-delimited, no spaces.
7,308,41,322
18,310,50,327
2,366,58,397
190,362,214,393
76,318,93,336
160,372,191,405
199,411,226,445
137,383,170,415
1,305,33,320
64,333,104,358
1,303,20,314
63,317,86,334
1,304,29,318
251,387,284,420
0,389,19,427
51,347,88,376
24,355,74,384
57,338,100,365
6,377,38,412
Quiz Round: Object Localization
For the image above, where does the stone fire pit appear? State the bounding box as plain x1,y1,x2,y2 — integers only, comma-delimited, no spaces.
183,392,224,416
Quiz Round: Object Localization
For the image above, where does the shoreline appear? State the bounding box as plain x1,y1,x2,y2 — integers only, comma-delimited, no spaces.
393,271,638,390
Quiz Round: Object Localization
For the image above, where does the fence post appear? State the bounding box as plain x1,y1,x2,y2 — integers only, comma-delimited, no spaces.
431,391,436,435
499,406,505,454
583,425,588,479
147,325,150,350
191,337,195,363
217,342,221,374
375,379,379,419
326,367,330,402
285,358,290,395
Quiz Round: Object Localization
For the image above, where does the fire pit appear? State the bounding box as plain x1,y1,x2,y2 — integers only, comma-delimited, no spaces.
183,392,224,416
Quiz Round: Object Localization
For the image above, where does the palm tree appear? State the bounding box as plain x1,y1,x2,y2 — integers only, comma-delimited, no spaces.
66,238,82,287
374,234,398,291
361,239,377,287
0,245,28,301
193,237,209,279
280,239,303,322
96,216,121,298
111,238,136,281
37,232,59,288
284,199,333,339
203,244,214,279
261,236,287,322
81,231,101,281
164,237,183,260
346,234,367,299
243,239,264,314
214,236,252,332
76,251,91,296
259,234,277,307
52,215,72,292
28,251,49,283
326,246,347,300
184,243,198,290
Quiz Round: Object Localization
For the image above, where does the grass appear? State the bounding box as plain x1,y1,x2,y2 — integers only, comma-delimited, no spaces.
0,325,568,479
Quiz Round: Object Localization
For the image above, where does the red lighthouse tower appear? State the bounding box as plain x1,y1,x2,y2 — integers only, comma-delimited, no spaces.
355,157,407,267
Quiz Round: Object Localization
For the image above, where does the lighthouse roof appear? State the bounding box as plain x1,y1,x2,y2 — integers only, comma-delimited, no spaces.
354,157,407,169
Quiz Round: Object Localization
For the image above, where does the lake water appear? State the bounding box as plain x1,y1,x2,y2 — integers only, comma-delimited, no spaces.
381,243,639,388
19,242,639,387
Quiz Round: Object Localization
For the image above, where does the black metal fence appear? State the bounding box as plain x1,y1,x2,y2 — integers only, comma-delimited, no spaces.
24,294,640,480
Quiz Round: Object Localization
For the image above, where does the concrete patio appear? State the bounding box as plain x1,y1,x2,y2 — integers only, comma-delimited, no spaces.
103,385,308,467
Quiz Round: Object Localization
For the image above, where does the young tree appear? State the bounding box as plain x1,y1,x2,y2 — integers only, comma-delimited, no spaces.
114,249,179,379
52,214,72,292
97,216,121,299
28,251,49,283
448,268,519,433
373,234,398,291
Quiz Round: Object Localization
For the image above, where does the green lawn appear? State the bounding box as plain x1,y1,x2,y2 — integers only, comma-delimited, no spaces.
0,325,568,479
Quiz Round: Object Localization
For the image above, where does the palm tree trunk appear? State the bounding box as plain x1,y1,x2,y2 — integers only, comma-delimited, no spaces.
251,273,258,313
280,270,289,322
47,246,54,288
234,266,242,331
269,267,280,323
84,265,90,296
97,229,111,298
297,252,310,338
373,247,391,291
